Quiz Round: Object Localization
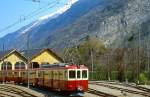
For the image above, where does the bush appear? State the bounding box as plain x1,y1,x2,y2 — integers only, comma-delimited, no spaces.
139,73,148,84
111,71,118,80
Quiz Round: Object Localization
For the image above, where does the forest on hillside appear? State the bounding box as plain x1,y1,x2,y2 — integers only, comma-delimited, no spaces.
62,35,150,84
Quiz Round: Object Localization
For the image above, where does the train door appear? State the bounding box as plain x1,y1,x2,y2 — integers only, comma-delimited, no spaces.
38,70,44,86
0,71,2,82
58,70,63,90
81,69,88,91
75,69,88,91
68,69,76,91
42,70,44,86
35,70,38,86
58,70,60,90
76,69,82,90
51,70,53,88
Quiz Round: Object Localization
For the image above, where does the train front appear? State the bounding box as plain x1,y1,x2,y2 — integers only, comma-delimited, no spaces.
66,65,88,96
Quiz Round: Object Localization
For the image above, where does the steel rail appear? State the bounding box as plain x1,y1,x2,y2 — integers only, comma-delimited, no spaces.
87,88,117,97
0,92,15,97
91,81,150,94
91,83,150,97
0,85,37,97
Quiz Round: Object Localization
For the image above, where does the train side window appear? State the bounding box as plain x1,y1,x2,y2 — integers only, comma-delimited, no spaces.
49,71,51,79
64,71,67,78
38,71,43,77
82,70,87,78
69,70,75,79
77,70,80,79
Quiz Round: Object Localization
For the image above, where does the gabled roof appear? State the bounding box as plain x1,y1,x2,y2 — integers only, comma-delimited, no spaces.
0,48,63,63
20,48,63,62
0,50,12,60
0,49,28,62
20,48,42,59
30,48,64,62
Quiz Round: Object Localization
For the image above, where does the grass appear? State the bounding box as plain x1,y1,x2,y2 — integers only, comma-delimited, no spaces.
89,71,150,85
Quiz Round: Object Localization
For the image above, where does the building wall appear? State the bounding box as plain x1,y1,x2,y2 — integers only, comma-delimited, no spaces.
31,51,61,65
0,53,27,70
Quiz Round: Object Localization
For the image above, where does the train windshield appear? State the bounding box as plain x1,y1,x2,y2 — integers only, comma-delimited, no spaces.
68,69,88,79
69,70,76,79
82,70,87,78
77,70,80,78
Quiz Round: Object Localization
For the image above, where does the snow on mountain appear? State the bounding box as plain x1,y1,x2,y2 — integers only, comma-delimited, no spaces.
0,0,109,50
20,0,79,34
38,0,79,21
21,21,39,34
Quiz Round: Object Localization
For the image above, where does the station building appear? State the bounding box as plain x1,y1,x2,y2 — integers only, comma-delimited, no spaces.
0,50,27,70
0,48,63,70
21,48,63,68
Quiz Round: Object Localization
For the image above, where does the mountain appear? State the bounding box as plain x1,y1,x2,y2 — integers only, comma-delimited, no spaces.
0,0,150,51
0,0,106,50
39,0,150,50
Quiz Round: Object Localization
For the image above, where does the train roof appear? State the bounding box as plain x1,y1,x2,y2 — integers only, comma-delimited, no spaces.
39,63,88,70
11,63,88,71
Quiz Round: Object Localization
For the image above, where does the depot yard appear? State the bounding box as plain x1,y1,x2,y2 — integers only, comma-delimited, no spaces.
0,82,149,97
0,83,68,97
88,81,150,97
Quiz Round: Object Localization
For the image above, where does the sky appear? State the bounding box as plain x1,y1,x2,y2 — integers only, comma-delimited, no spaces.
0,0,70,38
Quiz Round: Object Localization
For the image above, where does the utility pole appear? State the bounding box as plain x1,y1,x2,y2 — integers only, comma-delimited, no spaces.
107,53,110,81
121,9,128,83
27,32,30,88
124,35,128,83
90,48,94,80
124,48,128,83
148,32,150,78
2,43,5,84
137,29,141,84
137,2,142,85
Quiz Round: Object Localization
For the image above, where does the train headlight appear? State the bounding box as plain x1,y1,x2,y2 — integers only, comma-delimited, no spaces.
77,86,83,91
68,84,73,88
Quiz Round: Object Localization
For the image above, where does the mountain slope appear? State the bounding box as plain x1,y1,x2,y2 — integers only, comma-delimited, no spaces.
40,0,150,50
1,0,150,51
0,0,106,50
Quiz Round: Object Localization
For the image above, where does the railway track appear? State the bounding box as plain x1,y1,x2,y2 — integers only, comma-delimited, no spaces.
0,85,37,97
91,82,150,97
0,91,16,97
87,88,117,97
91,81,150,94
125,84,150,93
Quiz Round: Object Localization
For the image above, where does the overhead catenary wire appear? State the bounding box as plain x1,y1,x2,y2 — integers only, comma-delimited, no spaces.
28,1,60,19
0,21,20,33
25,0,60,19
0,0,62,34
1,0,76,63
23,0,49,4
24,0,40,3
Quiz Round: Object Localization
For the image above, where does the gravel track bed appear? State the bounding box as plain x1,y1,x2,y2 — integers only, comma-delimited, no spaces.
89,84,146,97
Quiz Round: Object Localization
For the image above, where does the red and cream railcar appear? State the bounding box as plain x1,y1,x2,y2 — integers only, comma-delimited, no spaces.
6,70,14,82
0,71,3,82
0,63,88,96
36,64,88,92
